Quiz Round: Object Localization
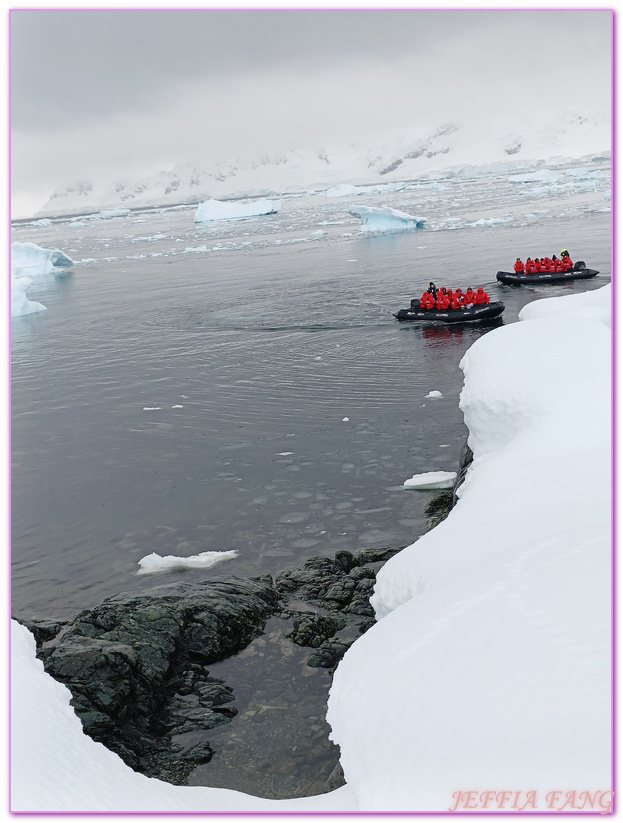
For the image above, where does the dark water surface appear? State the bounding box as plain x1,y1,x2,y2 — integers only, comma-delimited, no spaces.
11,212,611,622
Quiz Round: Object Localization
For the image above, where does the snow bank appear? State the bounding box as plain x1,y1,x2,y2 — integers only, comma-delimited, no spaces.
11,241,74,317
137,549,238,574
403,471,456,490
327,285,611,810
194,198,281,223
348,205,426,233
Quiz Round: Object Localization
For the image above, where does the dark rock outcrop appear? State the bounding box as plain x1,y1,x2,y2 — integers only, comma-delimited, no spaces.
30,577,280,782
21,546,404,788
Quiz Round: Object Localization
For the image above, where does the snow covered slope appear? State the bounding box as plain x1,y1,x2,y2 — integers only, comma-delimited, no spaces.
34,111,610,217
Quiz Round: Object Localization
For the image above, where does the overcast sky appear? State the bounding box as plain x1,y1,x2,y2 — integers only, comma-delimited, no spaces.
10,8,612,217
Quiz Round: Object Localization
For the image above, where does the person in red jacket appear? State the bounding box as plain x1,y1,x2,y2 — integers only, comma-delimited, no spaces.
552,255,563,272
475,287,490,304
420,291,436,310
514,258,525,274
450,293,463,310
436,292,450,310
562,252,573,271
463,288,476,305
525,258,537,273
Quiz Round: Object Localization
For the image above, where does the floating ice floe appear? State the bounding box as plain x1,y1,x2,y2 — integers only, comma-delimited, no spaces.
137,549,238,574
403,471,457,490
11,241,74,317
508,169,563,184
425,390,443,398
194,198,281,223
326,182,406,198
347,205,426,233
93,209,131,219
469,217,512,227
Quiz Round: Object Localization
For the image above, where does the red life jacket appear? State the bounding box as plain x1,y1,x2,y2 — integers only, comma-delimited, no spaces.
436,294,450,310
450,295,462,310
420,292,435,309
534,259,543,272
464,290,476,304
562,257,573,270
526,260,537,273
514,260,525,273
553,259,563,271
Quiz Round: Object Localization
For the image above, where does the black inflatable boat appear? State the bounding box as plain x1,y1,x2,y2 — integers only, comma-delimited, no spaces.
496,261,599,285
394,300,505,323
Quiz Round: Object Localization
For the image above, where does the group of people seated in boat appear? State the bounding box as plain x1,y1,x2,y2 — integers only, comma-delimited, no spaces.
513,249,573,274
419,282,491,311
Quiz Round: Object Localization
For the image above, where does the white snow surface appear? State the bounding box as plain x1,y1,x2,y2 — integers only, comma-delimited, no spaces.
328,285,611,810
403,471,457,490
10,286,612,812
10,241,74,317
137,549,239,574
348,204,426,233
194,198,281,223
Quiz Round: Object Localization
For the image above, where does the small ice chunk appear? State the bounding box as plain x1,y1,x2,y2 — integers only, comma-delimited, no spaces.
137,549,238,574
342,417,350,422
142,407,162,411
403,471,457,490
171,405,184,409
425,390,443,398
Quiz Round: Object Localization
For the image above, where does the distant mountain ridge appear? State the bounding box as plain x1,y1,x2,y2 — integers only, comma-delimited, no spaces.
35,111,610,217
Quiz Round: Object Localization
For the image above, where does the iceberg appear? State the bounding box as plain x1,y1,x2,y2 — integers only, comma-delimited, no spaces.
11,241,74,276
194,198,281,223
10,286,612,812
348,205,426,233
10,242,74,317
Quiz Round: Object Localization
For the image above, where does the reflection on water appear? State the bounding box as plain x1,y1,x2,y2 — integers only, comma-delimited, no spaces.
186,618,340,798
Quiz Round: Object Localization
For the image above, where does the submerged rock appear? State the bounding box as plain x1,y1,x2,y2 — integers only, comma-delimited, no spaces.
20,546,404,788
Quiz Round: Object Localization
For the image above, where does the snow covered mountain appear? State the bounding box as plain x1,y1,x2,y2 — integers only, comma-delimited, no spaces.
35,111,610,217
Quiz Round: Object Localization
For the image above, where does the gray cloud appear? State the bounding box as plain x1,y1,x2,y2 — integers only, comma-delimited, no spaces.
10,8,612,216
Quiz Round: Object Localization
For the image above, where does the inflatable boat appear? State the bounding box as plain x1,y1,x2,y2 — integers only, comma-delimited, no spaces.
496,261,599,285
394,300,505,323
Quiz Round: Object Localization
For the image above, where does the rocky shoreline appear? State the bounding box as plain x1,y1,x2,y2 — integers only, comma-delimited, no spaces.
19,488,457,798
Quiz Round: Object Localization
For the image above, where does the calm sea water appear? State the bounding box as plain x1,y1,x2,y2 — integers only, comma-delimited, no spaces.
11,187,611,623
